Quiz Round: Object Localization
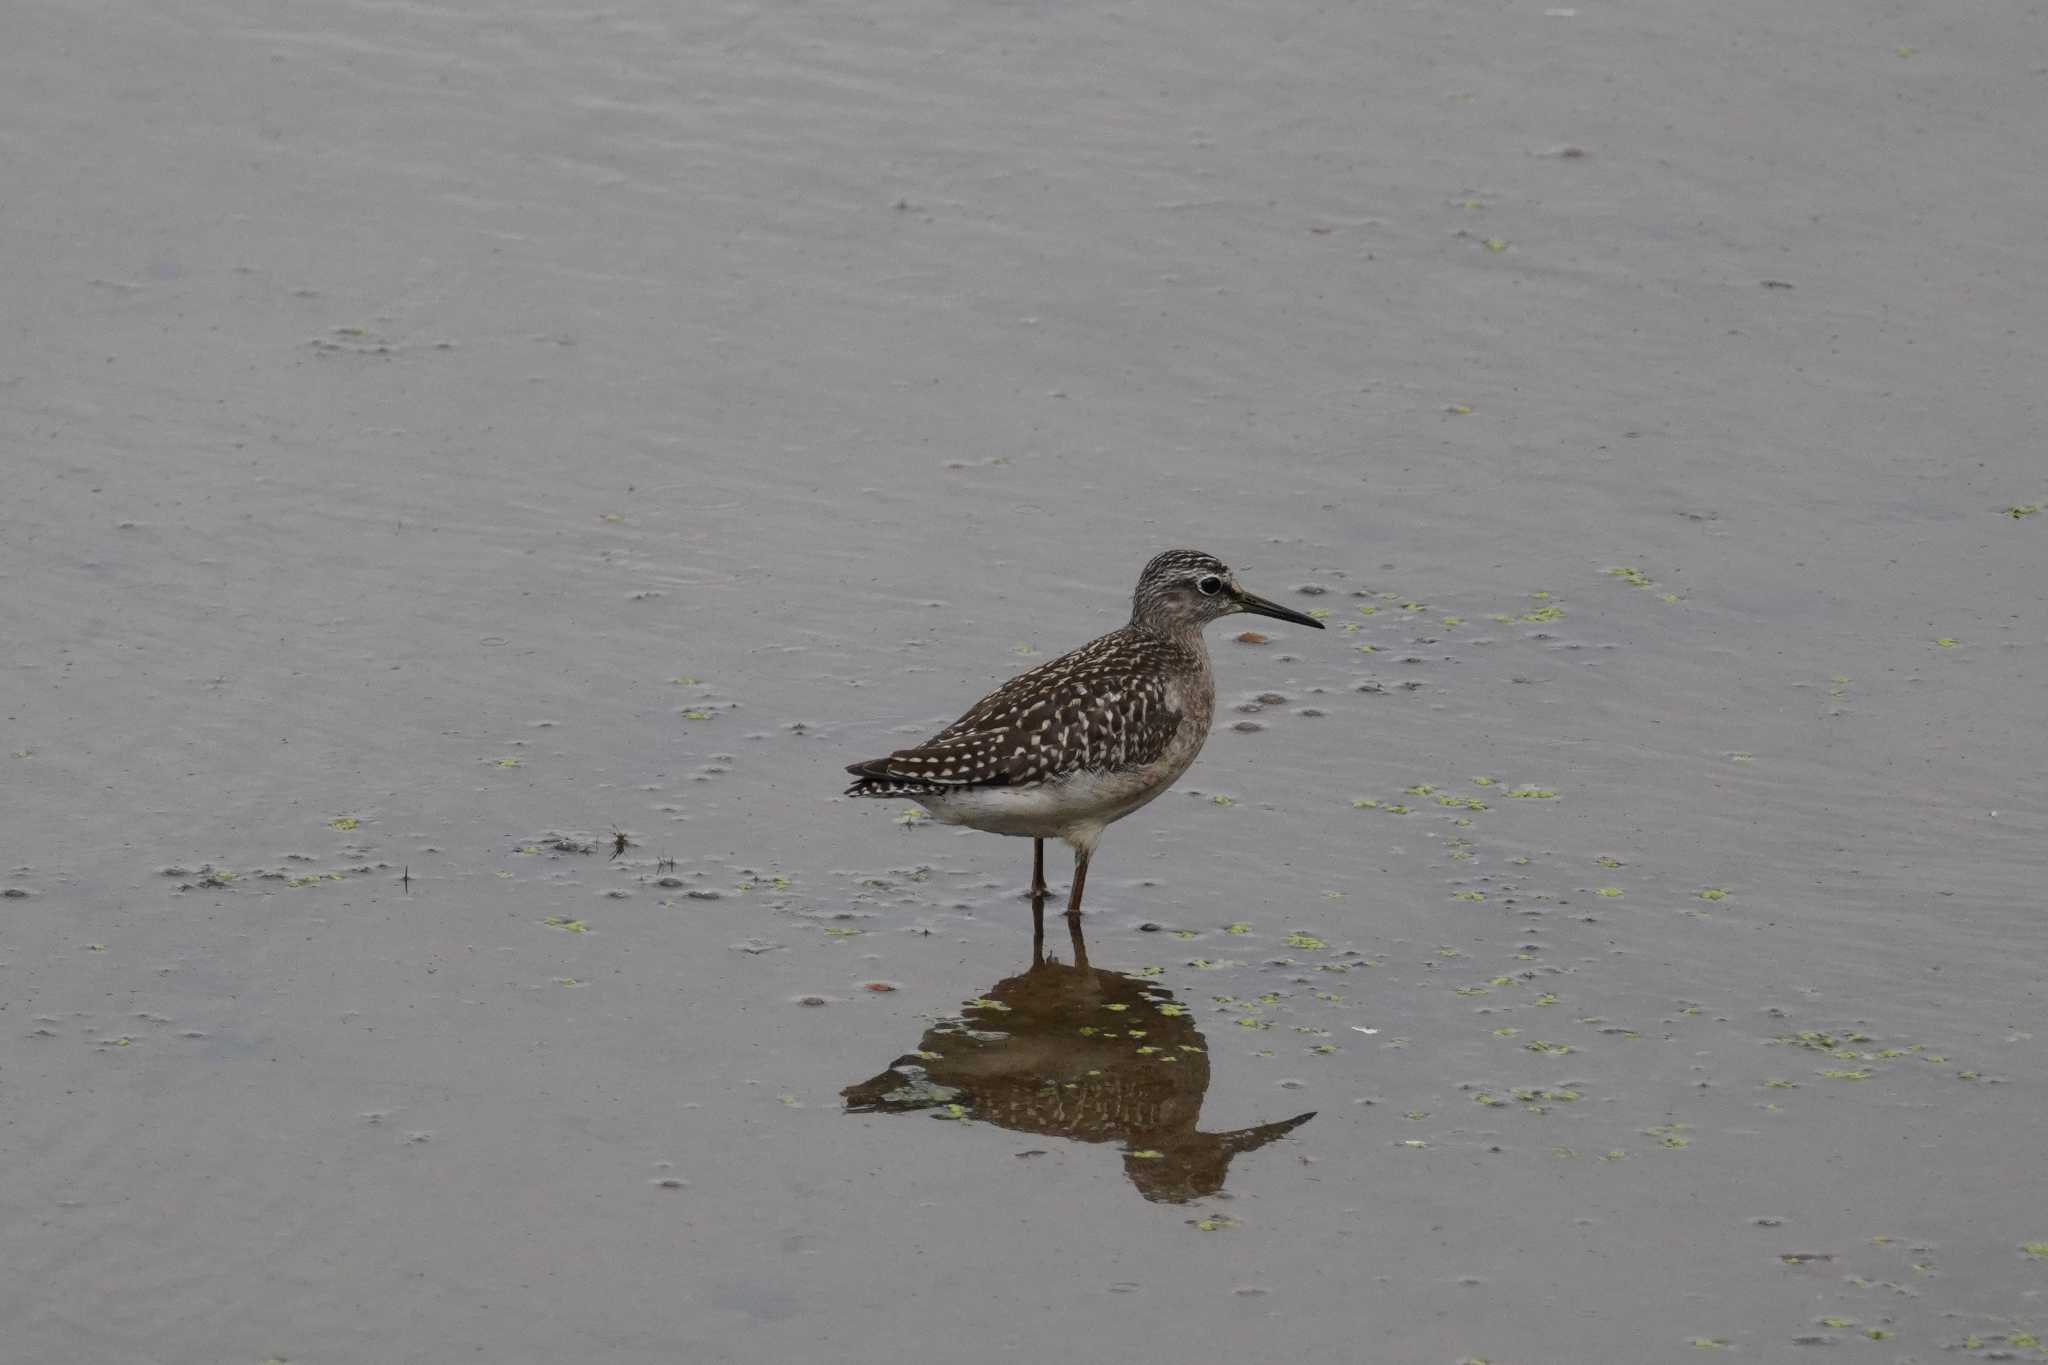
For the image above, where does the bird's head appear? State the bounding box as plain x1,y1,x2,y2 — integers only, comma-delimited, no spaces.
1129,549,1326,637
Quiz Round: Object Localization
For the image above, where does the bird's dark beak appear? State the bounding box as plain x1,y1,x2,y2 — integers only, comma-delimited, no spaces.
1235,589,1325,630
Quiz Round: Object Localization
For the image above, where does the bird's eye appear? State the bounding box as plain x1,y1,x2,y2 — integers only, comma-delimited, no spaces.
1195,575,1224,596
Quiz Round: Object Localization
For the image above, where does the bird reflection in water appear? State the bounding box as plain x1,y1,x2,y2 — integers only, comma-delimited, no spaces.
842,903,1314,1203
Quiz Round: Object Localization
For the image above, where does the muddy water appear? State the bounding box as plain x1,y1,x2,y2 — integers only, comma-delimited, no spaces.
5,0,2046,1361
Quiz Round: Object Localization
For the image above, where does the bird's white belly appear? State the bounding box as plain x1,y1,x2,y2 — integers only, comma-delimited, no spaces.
917,720,1206,847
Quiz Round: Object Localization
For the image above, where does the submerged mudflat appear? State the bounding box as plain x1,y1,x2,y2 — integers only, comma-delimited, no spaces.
4,2,2045,1361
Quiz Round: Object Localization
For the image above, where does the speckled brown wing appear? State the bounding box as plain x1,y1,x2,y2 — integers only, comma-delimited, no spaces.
844,629,1186,796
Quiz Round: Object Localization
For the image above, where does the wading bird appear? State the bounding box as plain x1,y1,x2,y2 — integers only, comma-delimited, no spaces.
846,549,1324,916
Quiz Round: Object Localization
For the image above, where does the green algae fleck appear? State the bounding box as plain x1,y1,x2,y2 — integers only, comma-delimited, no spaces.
1697,888,1727,901
329,816,359,831
541,917,588,933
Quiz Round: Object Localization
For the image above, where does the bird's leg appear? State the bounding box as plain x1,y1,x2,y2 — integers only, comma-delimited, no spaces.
1031,887,1047,962
1065,902,1089,970
1065,847,1090,917
1029,837,1048,899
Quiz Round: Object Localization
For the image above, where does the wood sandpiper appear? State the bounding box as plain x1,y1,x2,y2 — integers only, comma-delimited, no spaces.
845,549,1324,918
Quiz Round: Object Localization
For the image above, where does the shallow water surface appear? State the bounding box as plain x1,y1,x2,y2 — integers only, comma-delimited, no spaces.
4,0,2046,1361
